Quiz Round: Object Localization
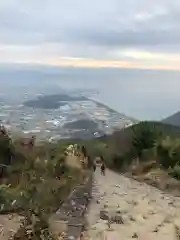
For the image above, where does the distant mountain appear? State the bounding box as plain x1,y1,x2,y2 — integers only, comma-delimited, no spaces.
162,111,180,126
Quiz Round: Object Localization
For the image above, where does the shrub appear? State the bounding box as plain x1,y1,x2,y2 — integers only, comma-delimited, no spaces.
0,129,87,239
131,121,159,158
156,137,180,169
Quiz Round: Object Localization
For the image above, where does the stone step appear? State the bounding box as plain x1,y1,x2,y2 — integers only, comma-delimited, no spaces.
50,173,92,239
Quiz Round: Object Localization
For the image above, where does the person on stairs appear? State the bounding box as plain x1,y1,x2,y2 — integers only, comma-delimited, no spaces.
93,161,96,172
100,156,106,176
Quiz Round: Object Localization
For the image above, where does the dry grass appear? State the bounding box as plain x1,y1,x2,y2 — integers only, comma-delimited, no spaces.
130,165,180,196
65,155,82,169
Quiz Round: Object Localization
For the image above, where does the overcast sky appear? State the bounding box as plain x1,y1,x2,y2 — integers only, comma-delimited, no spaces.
1,0,180,69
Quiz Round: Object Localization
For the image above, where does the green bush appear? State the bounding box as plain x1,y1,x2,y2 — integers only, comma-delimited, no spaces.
0,184,27,213
156,137,180,169
131,121,159,158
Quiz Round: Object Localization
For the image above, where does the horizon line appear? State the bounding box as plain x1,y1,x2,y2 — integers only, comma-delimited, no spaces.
0,58,180,72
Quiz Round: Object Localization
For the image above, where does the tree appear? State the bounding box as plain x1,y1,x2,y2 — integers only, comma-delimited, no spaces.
131,122,159,159
0,129,13,166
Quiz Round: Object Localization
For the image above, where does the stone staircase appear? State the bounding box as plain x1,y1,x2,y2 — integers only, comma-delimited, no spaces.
49,173,92,239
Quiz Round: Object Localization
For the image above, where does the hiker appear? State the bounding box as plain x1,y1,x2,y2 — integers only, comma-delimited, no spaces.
100,156,106,175
101,163,105,175
81,145,87,160
93,161,96,172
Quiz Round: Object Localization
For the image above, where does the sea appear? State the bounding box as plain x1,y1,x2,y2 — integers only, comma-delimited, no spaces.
0,64,180,121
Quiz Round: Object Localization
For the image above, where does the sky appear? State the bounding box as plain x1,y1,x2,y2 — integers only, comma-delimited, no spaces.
1,0,180,70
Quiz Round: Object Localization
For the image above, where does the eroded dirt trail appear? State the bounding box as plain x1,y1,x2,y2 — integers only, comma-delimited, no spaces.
84,168,180,240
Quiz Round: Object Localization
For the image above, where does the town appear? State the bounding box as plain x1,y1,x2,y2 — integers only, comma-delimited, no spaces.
0,94,135,142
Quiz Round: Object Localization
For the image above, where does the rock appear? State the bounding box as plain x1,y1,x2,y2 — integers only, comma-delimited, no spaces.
110,214,124,224
153,227,159,232
107,209,124,224
116,209,121,214
132,200,138,206
149,210,156,215
104,204,108,208
163,215,172,223
135,214,144,222
68,236,75,240
72,206,77,212
132,233,138,238
91,226,97,230
100,210,109,220
129,216,136,222
168,201,174,205
71,200,75,206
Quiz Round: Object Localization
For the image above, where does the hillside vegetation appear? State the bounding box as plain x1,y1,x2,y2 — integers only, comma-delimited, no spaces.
82,121,180,181
2,120,180,238
0,127,86,239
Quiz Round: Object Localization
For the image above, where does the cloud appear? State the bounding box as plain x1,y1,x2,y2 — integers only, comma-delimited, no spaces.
0,0,180,69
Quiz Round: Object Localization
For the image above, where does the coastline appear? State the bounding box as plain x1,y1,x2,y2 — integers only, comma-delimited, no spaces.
88,97,138,122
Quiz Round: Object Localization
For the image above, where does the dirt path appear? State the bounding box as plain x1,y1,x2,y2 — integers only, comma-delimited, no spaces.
84,167,180,240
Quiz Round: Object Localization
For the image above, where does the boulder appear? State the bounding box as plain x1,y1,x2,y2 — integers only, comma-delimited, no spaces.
100,210,109,220
109,210,124,224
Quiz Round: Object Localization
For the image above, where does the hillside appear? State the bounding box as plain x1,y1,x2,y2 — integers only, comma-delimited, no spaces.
2,121,180,238
80,121,180,170
105,121,180,144
97,121,180,153
0,129,87,239
162,111,180,126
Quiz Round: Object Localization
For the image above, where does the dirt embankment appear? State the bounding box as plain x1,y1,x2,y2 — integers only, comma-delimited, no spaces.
126,161,180,197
